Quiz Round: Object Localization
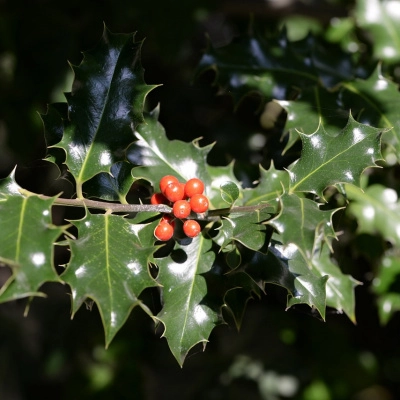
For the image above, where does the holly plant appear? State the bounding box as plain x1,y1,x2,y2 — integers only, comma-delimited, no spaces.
2,5,400,366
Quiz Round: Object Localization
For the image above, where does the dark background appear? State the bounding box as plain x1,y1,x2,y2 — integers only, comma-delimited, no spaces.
1,1,399,399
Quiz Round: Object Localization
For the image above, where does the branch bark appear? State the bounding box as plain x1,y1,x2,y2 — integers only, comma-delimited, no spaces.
24,190,269,220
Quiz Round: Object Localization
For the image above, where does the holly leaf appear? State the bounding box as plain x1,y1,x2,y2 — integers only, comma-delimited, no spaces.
224,246,242,270
288,116,383,198
356,0,400,63
40,103,68,165
220,181,240,206
340,66,400,158
206,163,242,209
223,271,262,330
155,235,221,366
312,245,360,322
0,172,64,302
41,103,68,166
242,163,289,212
346,184,400,246
82,161,134,202
270,193,339,261
129,110,219,204
197,32,354,106
245,240,328,319
277,87,348,152
53,26,156,190
197,35,281,105
273,243,327,318
41,102,68,146
61,212,158,346
213,207,272,252
197,30,359,112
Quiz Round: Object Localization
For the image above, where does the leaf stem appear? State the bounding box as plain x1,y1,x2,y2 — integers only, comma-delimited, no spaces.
75,182,84,200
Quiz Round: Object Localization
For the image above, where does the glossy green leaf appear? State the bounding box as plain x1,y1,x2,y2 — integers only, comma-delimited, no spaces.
242,164,289,211
244,247,296,294
346,184,400,246
277,87,348,152
225,246,242,270
197,32,354,107
41,102,68,146
213,207,272,252
356,0,400,63
312,245,360,322
223,271,262,330
155,235,220,366
62,212,158,346
0,172,64,302
41,102,68,166
245,241,327,319
288,116,382,198
82,161,134,202
276,243,327,319
220,181,240,206
270,193,339,261
129,110,218,205
53,26,156,191
340,66,400,159
206,163,242,209
197,36,279,104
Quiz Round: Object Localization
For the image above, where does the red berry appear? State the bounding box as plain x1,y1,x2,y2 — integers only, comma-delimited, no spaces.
183,220,201,238
179,182,186,197
190,194,209,213
173,200,191,219
164,182,185,203
160,175,179,194
151,192,168,205
154,221,174,241
184,178,205,198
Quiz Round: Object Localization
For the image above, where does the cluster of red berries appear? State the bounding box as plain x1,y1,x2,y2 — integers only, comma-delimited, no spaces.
152,175,209,241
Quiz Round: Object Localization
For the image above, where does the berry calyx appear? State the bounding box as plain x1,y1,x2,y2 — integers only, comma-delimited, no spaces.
154,221,174,241
150,192,168,205
173,200,191,219
183,220,201,238
164,182,185,203
184,178,205,198
161,214,175,228
190,194,209,213
160,175,179,194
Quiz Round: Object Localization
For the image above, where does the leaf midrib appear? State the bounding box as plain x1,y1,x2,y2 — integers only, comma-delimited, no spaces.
15,197,27,263
104,215,114,325
290,128,375,193
77,42,126,184
179,237,204,349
